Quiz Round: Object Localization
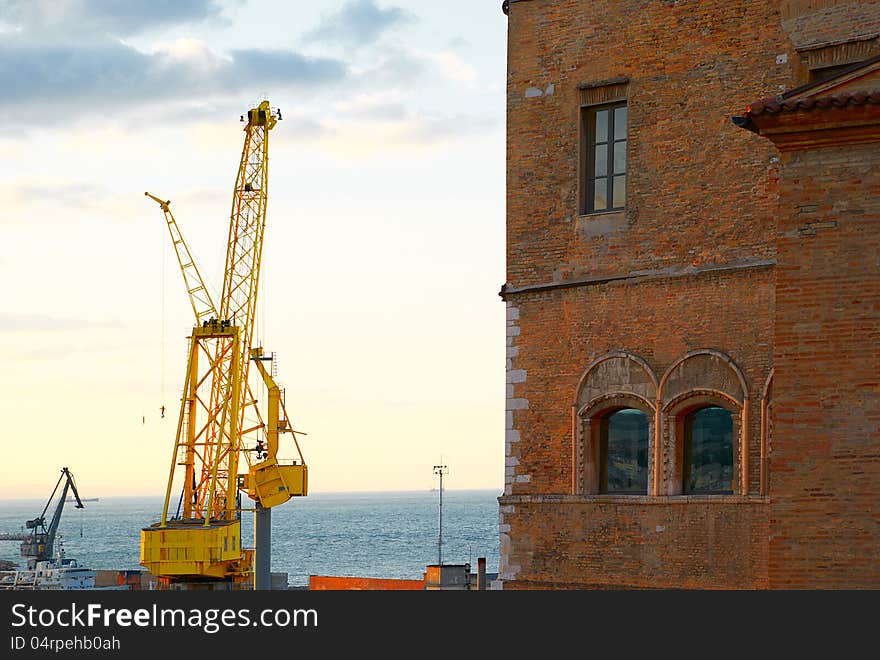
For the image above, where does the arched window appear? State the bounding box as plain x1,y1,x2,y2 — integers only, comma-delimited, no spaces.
683,406,734,494
600,409,649,494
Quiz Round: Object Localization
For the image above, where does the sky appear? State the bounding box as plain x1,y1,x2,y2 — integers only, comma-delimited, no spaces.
0,0,508,498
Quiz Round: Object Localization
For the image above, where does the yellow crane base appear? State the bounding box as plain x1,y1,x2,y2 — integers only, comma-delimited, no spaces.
140,519,251,579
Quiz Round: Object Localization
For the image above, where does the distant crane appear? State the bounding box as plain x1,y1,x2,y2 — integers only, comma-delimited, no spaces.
19,468,84,569
140,100,307,590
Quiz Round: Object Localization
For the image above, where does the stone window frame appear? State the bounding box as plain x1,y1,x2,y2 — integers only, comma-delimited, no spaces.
573,348,757,498
656,349,751,497
577,77,630,217
572,350,658,496
580,102,628,214
577,393,655,496
661,390,742,497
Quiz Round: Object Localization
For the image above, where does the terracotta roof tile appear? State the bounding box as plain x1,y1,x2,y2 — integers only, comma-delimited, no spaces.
746,90,880,116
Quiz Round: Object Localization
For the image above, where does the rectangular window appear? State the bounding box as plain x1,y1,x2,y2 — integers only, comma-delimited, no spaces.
581,102,627,213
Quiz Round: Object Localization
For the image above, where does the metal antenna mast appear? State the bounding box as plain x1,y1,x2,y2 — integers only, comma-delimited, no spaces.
433,464,447,566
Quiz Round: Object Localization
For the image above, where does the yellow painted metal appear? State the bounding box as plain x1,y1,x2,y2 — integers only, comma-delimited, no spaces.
144,193,216,324
241,460,308,508
140,520,250,578
145,191,268,489
250,351,281,458
246,347,309,506
250,346,307,465
141,100,309,585
158,322,242,530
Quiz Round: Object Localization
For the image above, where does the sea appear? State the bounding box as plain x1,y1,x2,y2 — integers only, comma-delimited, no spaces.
0,489,502,588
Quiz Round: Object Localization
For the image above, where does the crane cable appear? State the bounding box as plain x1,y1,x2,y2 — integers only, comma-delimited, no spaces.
160,212,166,421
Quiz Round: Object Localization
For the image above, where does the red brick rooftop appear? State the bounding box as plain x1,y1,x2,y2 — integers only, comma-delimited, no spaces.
747,90,880,116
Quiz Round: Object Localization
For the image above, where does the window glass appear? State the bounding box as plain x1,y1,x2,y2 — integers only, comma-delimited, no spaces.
614,106,628,139
594,144,608,177
595,110,609,143
593,180,607,211
583,101,627,213
613,141,626,174
612,175,626,208
685,407,734,494
602,409,648,494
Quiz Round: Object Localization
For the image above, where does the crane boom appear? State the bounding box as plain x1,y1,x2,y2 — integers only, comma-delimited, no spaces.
198,103,275,524
144,192,217,324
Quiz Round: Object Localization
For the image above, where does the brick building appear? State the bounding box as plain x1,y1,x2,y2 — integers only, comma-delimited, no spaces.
497,0,879,589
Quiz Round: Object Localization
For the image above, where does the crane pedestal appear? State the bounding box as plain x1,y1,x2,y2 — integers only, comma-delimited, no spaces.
254,504,271,591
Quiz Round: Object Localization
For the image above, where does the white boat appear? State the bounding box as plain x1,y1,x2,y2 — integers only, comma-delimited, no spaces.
0,540,99,590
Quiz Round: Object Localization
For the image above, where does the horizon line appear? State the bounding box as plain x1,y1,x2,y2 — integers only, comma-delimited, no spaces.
0,486,505,502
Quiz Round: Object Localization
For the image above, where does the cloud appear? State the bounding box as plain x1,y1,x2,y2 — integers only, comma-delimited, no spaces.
344,45,479,92
288,110,499,156
303,0,414,49
0,180,111,220
0,178,144,222
347,46,426,88
402,114,498,146
0,313,124,333
0,0,226,38
417,50,479,85
333,91,410,121
0,39,347,122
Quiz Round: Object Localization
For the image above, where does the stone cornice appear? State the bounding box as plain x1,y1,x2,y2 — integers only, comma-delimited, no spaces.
499,258,775,300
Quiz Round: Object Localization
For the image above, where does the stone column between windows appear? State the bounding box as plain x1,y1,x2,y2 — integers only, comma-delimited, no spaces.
653,398,662,496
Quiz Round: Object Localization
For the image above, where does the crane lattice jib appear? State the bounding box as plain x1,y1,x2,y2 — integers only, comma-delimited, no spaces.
144,192,265,505
195,103,276,523
144,193,217,325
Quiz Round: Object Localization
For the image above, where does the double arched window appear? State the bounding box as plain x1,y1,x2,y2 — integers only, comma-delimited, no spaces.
574,350,751,497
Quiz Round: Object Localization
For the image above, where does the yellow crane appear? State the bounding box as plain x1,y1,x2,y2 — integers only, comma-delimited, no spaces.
140,100,307,589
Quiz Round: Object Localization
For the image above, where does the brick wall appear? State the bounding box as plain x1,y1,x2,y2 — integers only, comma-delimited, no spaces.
505,0,793,290
769,142,880,588
501,0,879,589
506,269,775,497
500,496,769,589
501,268,774,587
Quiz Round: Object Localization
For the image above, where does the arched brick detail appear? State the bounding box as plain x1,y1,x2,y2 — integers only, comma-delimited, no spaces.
657,350,751,496
572,352,657,495
658,349,748,406
661,389,742,496
574,351,658,408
